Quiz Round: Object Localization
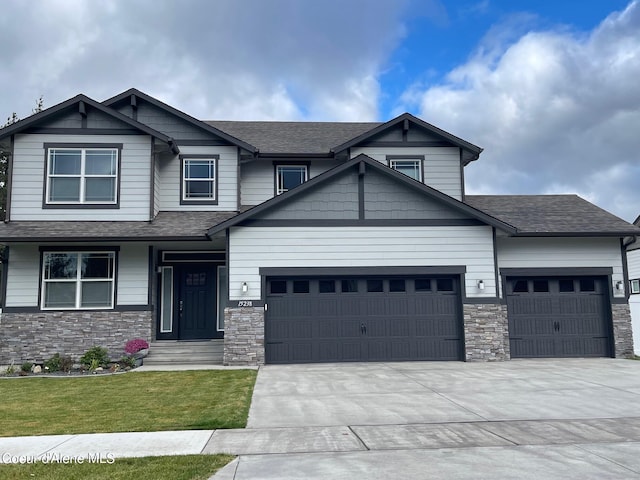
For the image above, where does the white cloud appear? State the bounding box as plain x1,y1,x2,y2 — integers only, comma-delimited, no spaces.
400,1,640,221
0,0,411,121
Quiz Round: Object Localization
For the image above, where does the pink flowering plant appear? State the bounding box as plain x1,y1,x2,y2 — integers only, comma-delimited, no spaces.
125,338,149,355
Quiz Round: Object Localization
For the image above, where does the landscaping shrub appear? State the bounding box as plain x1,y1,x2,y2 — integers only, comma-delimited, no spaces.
80,346,110,369
44,354,73,373
21,362,33,373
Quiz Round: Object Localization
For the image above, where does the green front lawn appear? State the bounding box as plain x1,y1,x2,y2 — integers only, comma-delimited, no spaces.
0,454,234,480
0,370,256,437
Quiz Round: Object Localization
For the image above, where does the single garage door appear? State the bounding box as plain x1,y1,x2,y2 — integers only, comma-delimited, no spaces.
506,276,612,358
265,276,463,364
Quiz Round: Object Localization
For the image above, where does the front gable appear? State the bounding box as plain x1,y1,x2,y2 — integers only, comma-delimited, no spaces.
332,113,483,165
103,89,257,152
208,155,515,234
0,94,174,146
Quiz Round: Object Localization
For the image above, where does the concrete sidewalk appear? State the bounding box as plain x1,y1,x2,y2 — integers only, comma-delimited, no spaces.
3,417,640,478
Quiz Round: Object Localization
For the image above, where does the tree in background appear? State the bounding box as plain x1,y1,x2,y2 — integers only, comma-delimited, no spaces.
0,96,43,220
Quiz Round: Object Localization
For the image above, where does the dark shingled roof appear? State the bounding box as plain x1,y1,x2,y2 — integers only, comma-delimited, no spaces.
207,121,379,154
466,195,640,235
0,211,239,242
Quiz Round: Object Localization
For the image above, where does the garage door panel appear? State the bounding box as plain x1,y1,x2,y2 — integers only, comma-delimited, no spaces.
507,276,611,359
266,276,463,364
388,318,414,337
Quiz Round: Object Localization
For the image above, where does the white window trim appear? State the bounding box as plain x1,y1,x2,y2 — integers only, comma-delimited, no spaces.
41,251,116,310
276,164,308,195
181,157,217,202
46,148,118,205
160,266,174,332
631,279,640,294
390,159,422,182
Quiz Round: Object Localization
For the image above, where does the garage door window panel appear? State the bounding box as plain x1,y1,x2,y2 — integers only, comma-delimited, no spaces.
437,278,454,292
415,279,432,292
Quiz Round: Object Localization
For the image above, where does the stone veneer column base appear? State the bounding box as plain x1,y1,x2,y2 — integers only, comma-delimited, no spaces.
463,303,510,361
223,306,265,366
0,310,152,365
612,303,634,358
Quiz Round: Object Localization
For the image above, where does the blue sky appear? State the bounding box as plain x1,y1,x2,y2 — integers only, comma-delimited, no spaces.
0,0,639,221
380,0,633,117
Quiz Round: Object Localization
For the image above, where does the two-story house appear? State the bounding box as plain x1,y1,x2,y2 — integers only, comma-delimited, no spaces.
0,88,638,366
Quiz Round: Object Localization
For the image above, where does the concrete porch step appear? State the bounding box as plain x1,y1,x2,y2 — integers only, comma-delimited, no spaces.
144,340,223,366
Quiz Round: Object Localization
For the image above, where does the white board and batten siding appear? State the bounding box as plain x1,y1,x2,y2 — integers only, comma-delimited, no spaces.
228,225,496,300
496,237,626,299
5,244,149,307
627,248,640,353
240,159,342,206
11,134,152,221
157,145,239,211
350,147,463,200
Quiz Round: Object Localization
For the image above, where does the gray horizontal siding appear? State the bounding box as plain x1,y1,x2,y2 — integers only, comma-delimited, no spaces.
228,225,496,300
351,146,462,200
5,244,40,307
496,237,625,299
11,134,152,221
628,249,640,280
157,145,238,211
240,159,342,206
4,243,150,308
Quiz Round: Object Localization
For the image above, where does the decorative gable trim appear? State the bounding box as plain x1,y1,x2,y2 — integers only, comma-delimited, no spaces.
206,154,516,236
331,113,483,165
102,88,258,153
0,94,178,154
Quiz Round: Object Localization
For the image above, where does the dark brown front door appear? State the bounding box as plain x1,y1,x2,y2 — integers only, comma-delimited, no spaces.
175,265,218,340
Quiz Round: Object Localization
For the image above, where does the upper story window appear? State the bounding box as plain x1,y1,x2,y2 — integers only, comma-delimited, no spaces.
181,155,218,205
41,250,116,310
388,156,424,182
45,145,121,206
275,164,308,195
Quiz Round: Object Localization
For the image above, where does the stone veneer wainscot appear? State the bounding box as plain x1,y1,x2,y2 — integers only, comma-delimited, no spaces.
0,311,152,365
223,306,265,366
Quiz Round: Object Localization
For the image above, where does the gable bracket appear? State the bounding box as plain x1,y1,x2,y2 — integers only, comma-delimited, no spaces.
78,101,87,128
168,139,180,155
402,119,409,142
130,94,138,121
358,160,366,177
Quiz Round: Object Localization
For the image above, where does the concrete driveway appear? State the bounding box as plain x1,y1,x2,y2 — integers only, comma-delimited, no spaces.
211,359,640,479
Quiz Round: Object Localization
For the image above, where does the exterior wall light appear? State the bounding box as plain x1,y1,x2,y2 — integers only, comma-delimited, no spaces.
616,280,624,292
477,280,485,290
242,282,249,293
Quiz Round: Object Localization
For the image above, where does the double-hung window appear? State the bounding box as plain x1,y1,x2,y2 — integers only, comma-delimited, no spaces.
45,145,120,205
389,158,423,182
41,251,116,310
275,164,308,195
181,156,218,204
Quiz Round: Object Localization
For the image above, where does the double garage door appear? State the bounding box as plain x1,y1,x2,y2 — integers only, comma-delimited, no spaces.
265,275,463,364
506,276,612,358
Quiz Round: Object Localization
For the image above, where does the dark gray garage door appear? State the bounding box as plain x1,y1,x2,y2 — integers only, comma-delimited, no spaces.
506,276,612,358
265,276,463,364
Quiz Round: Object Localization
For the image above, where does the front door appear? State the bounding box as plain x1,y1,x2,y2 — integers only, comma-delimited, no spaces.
175,265,217,340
